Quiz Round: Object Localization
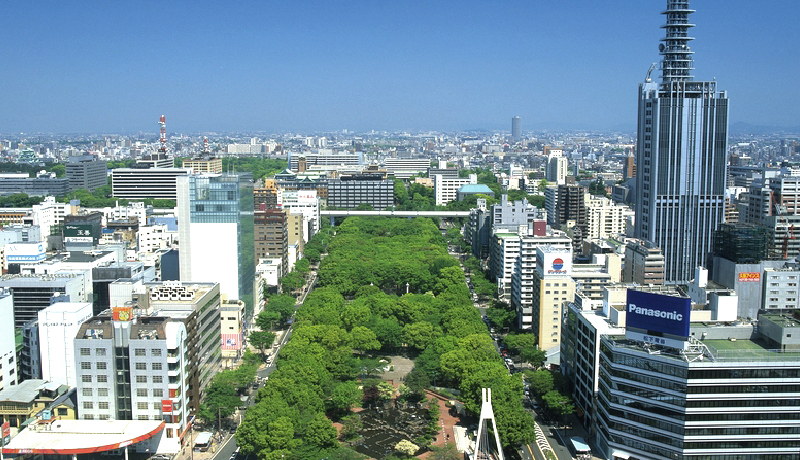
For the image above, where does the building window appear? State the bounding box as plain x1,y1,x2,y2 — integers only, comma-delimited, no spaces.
134,348,146,356
97,375,108,383
98,401,109,410
80,348,91,356
136,375,147,383
100,414,110,420
135,362,147,370
137,402,149,410
153,375,163,383
98,388,108,397
137,415,149,421
83,402,93,409
95,348,106,356
151,349,162,356
82,375,92,383
58,408,68,415
82,388,92,396
97,362,107,370
137,388,148,397
152,363,162,371
166,428,174,438
84,415,94,420
80,362,91,370
153,388,164,397
153,402,161,410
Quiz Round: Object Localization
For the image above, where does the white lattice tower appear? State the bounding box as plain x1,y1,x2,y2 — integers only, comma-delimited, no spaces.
475,388,505,460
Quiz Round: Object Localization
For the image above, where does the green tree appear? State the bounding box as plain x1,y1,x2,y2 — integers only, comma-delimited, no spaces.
520,346,546,368
542,390,575,422
402,321,440,352
198,379,241,424
338,415,363,441
529,369,555,396
304,413,338,448
428,443,461,460
503,332,537,354
328,381,363,417
250,330,276,358
350,326,381,354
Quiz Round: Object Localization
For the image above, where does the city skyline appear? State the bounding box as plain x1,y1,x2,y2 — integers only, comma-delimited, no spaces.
1,1,798,134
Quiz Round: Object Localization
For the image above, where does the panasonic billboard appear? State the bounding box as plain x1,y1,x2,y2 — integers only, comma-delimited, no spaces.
626,290,691,338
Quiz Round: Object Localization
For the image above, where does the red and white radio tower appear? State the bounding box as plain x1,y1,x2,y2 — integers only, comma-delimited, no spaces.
203,136,209,155
158,115,167,154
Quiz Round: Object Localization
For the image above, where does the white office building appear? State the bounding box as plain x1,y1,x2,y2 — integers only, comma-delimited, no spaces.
433,174,477,206
38,302,92,387
0,291,16,391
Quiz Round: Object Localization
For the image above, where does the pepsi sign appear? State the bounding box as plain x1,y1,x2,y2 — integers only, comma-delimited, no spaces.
552,258,564,270
626,290,691,338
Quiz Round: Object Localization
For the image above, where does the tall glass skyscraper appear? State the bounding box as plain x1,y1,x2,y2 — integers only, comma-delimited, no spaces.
633,0,728,284
177,173,255,312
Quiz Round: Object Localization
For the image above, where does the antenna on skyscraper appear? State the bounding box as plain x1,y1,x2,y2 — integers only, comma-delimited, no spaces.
645,63,657,83
158,115,167,154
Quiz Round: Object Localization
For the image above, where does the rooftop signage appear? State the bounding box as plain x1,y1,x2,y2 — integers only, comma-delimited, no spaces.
626,290,691,338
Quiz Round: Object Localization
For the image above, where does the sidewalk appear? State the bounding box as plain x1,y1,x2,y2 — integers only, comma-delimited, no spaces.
174,430,233,460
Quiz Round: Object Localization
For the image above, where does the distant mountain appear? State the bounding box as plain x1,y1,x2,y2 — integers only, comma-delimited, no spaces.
730,122,800,135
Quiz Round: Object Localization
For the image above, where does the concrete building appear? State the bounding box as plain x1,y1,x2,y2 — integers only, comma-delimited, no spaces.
74,313,189,453
545,148,568,185
142,281,221,414
0,172,70,197
622,239,665,285
433,174,477,206
0,380,76,428
111,168,191,200
65,156,108,192
20,318,41,381
510,234,572,329
584,196,633,240
278,189,320,238
529,246,575,357
0,273,88,328
327,173,394,210
220,301,244,365
182,157,223,174
384,158,431,179
0,292,17,390
177,173,254,307
37,302,93,387
511,116,522,143
254,207,288,277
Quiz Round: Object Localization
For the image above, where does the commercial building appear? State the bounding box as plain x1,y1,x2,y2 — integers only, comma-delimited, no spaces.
0,172,70,197
529,246,575,356
327,173,394,210
584,196,633,240
111,168,191,200
278,189,320,238
622,238,665,285
510,235,572,329
38,302,93,387
254,206,289,277
220,301,244,365
177,173,254,306
182,156,223,174
287,150,363,171
74,313,189,453
0,380,76,428
633,0,729,284
142,281,222,414
0,292,17,390
0,272,88,328
65,155,108,192
546,148,568,185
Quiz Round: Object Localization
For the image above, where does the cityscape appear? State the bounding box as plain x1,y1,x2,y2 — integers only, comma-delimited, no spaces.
0,2,799,460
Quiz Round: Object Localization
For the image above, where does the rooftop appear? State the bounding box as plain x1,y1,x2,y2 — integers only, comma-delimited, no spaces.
0,379,47,403
2,420,164,455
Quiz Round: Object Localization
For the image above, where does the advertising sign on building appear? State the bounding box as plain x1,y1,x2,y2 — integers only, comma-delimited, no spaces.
112,306,132,322
222,333,241,350
5,242,46,263
64,224,93,243
626,290,691,338
162,399,173,413
738,272,761,282
536,247,573,277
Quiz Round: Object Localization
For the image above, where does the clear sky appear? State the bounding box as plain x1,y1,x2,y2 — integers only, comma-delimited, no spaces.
2,1,798,134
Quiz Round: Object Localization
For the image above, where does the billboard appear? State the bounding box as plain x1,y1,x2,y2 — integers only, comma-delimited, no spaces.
536,247,573,277
64,224,93,243
162,399,173,413
222,333,242,350
626,290,691,338
738,272,761,282
5,242,46,263
112,306,132,322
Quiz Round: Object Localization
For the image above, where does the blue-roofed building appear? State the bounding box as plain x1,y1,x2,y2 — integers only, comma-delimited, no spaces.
457,183,494,202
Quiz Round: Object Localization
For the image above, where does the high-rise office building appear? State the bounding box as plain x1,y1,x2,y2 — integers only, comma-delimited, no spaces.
633,0,729,284
177,173,254,309
511,116,521,142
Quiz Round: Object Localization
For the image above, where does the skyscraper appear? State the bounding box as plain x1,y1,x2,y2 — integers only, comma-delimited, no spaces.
511,116,521,142
633,0,728,284
177,173,255,309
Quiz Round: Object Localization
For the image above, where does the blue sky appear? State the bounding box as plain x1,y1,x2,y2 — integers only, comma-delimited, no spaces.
2,1,798,134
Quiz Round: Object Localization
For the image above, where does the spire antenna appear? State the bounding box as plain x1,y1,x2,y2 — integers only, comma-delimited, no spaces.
659,0,696,83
